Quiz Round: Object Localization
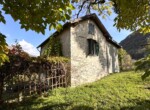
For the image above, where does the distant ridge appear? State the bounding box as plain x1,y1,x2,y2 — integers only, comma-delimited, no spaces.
120,32,150,60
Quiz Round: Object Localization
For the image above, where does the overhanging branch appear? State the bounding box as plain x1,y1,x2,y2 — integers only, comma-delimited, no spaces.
76,0,106,18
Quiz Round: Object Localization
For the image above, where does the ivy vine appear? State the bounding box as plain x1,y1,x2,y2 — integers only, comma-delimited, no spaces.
44,36,62,57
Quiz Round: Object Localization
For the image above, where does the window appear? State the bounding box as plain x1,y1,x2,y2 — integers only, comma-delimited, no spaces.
88,23,95,35
88,39,99,55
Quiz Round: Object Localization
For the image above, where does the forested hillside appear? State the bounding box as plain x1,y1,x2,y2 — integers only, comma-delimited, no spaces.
120,32,150,60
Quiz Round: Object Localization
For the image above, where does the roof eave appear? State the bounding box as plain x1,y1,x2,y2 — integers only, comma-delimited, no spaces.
37,13,121,48
37,22,71,48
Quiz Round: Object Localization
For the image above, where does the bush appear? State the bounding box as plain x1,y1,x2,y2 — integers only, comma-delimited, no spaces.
118,48,134,71
0,43,70,103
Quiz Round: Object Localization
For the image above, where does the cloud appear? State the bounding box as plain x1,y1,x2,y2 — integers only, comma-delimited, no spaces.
19,40,40,56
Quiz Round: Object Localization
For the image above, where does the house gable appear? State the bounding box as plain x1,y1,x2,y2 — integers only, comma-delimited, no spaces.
37,13,120,49
37,13,120,86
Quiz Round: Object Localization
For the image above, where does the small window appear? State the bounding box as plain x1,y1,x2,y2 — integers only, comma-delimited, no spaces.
88,23,95,35
88,39,99,56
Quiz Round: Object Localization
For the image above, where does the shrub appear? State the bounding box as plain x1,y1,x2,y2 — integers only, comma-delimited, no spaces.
118,48,133,71
0,43,69,103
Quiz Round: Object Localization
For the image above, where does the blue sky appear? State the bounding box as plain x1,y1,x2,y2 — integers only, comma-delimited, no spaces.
0,12,132,56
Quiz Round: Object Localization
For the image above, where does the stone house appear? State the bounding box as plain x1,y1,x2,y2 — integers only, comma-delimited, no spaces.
37,13,121,86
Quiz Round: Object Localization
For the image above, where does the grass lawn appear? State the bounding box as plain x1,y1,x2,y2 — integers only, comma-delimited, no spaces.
1,71,150,110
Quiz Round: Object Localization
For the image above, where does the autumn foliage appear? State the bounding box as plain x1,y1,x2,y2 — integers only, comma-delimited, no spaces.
0,43,69,103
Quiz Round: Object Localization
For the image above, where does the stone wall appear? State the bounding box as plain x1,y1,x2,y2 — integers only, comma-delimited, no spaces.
107,43,119,73
70,19,119,86
70,20,107,86
59,28,71,57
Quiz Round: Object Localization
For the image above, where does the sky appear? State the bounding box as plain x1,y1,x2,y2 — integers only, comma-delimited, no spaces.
0,11,132,56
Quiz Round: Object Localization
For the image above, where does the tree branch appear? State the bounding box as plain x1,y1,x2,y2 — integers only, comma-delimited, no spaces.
76,0,106,18
97,3,109,18
77,0,87,18
91,0,105,4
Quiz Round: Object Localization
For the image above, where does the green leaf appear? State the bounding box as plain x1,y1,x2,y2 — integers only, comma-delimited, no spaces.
141,71,150,80
56,23,63,32
0,33,9,66
65,14,71,20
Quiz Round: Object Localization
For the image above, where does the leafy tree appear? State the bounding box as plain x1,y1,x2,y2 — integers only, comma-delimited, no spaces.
118,48,126,70
0,33,9,66
118,48,133,71
0,0,149,35
72,0,150,33
0,0,74,34
135,38,150,80
135,55,150,80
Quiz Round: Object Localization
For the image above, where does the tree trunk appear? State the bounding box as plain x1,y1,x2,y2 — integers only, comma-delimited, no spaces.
0,77,4,104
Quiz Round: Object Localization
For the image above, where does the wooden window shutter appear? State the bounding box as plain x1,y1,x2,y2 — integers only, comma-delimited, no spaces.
95,42,99,55
88,23,94,35
88,39,92,55
91,40,94,55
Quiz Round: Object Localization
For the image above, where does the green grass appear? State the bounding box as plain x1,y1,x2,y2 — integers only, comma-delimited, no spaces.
1,71,150,110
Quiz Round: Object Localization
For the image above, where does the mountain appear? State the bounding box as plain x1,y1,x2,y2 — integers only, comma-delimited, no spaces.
120,32,150,60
